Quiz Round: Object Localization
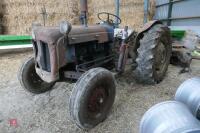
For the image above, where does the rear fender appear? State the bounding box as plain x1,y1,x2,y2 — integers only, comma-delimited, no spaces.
126,20,163,55
136,20,163,50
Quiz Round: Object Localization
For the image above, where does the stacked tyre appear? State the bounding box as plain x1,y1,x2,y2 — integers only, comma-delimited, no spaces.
175,77,200,120
140,101,200,133
140,77,200,133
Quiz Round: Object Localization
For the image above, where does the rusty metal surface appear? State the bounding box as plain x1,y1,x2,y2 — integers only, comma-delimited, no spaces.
34,40,59,83
125,20,162,56
125,20,161,44
34,27,62,44
68,26,109,44
80,0,88,12
33,24,113,82
80,0,88,26
138,20,161,33
34,25,110,45
135,20,162,47
117,42,129,73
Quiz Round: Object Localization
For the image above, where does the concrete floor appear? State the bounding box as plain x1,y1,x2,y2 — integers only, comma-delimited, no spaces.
0,51,200,133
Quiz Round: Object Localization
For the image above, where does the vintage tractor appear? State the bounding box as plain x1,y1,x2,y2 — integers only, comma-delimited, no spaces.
18,0,172,130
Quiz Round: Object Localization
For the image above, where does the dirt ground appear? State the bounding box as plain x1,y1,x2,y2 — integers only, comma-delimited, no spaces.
0,51,200,133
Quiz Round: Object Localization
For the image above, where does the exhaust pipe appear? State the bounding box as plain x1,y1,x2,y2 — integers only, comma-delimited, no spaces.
80,0,88,27
115,0,120,28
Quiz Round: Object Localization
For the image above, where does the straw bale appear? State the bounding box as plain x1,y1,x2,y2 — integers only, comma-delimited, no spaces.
2,0,79,35
88,0,144,31
2,0,144,35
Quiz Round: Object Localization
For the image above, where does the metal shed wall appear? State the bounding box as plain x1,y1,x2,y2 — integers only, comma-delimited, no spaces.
155,0,200,26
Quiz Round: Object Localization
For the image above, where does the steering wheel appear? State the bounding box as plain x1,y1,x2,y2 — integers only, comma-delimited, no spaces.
98,12,122,25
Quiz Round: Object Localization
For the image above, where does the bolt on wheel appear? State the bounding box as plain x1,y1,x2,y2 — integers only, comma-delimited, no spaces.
69,68,116,130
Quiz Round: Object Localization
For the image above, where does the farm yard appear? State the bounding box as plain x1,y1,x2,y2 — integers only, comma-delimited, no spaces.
1,0,200,132
0,51,200,133
0,0,144,35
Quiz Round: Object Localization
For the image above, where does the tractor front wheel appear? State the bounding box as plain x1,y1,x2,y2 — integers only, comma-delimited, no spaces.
69,68,116,130
18,57,55,94
134,24,172,84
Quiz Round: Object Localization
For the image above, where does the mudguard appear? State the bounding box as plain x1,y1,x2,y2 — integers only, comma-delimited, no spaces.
125,20,163,51
125,20,162,45
136,20,162,44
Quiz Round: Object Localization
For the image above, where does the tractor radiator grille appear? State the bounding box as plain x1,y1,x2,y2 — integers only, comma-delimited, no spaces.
38,41,51,72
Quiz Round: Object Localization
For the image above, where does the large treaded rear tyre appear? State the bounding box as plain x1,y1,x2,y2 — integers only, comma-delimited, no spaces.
18,57,55,94
69,68,116,130
134,24,172,84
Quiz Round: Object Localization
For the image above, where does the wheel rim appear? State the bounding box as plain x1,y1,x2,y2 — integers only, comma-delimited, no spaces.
155,42,167,74
88,87,108,116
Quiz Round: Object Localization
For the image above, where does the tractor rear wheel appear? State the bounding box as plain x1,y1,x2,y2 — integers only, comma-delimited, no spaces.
134,24,172,84
69,68,116,130
18,57,55,94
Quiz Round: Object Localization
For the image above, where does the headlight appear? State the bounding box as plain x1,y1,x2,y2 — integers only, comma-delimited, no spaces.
59,21,72,35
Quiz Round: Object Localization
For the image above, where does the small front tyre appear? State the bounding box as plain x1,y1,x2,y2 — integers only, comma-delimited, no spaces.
18,57,55,94
69,68,116,130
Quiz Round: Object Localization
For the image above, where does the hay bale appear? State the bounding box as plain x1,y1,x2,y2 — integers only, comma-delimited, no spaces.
88,0,144,31
2,0,79,35
2,0,144,34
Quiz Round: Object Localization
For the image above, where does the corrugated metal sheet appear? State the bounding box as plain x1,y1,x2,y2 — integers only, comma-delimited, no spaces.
155,5,169,20
172,0,200,18
155,0,200,26
156,0,169,6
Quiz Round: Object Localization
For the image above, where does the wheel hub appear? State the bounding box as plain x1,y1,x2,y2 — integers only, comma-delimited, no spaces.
88,87,107,113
